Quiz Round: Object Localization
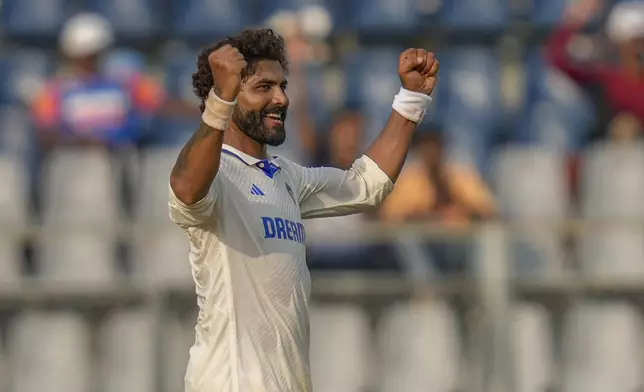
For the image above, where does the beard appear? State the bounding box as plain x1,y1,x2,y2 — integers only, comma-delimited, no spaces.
232,105,287,147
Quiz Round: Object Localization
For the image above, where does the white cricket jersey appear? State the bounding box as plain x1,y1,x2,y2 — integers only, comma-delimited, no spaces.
168,144,393,392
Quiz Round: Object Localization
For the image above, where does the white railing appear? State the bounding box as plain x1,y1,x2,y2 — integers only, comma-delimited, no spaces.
2,221,644,392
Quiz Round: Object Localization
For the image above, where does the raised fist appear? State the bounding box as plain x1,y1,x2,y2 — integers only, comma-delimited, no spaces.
398,49,439,96
208,44,248,102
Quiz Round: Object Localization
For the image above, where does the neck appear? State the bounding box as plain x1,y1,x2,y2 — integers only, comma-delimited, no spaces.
223,124,267,159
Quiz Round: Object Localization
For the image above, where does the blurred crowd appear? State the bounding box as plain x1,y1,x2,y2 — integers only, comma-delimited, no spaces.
0,0,643,278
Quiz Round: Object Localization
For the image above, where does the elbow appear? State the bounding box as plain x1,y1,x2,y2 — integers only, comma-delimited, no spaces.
170,176,202,206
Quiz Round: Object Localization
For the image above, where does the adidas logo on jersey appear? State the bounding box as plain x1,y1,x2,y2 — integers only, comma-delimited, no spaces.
250,184,265,196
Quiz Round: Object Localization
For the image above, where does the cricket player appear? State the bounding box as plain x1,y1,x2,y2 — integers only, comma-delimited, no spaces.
168,28,439,392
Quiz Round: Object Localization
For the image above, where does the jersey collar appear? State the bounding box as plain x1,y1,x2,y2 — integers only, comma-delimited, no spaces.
222,144,281,178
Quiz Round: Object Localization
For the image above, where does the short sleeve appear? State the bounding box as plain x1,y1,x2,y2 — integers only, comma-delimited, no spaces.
168,179,220,227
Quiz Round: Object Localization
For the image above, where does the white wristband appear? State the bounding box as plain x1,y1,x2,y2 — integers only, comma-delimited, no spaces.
202,89,236,130
392,87,433,123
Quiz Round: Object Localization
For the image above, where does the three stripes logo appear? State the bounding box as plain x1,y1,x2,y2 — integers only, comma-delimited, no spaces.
250,184,265,196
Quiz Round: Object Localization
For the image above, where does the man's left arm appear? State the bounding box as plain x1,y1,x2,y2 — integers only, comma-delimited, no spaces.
297,49,439,219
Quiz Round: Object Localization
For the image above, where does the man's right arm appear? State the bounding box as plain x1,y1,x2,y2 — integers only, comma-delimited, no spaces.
169,121,225,205
168,44,247,225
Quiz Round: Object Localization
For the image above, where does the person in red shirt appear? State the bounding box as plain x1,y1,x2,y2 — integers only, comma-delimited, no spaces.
547,0,644,134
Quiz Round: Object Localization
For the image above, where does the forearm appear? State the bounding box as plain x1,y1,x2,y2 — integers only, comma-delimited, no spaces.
170,121,224,205
365,111,417,182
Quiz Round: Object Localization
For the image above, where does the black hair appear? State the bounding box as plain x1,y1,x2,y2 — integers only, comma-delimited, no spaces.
192,28,289,112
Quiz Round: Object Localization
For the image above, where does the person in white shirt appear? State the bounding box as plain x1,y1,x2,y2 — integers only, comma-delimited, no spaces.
168,28,439,392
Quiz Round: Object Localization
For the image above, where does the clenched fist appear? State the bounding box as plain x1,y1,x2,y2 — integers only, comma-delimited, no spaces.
209,44,248,102
398,49,439,96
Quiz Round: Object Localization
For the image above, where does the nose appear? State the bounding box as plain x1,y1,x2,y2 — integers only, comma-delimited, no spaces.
272,86,289,107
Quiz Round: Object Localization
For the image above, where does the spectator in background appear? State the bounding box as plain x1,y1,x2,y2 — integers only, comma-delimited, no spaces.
548,0,644,138
31,13,164,150
304,108,397,270
380,131,497,226
379,131,496,275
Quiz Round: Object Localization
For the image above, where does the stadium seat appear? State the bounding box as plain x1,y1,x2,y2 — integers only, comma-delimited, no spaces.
135,147,182,221
132,225,191,287
86,0,161,39
146,115,199,147
377,300,461,392
0,154,30,226
40,148,122,226
562,301,644,392
519,49,594,150
0,107,37,164
0,236,22,286
0,153,29,285
162,49,200,103
309,304,372,392
348,0,420,35
343,48,404,145
8,311,92,392
492,147,568,277
442,47,502,170
513,303,555,392
528,0,567,29
440,0,509,33
0,51,52,105
101,48,147,83
170,0,252,41
132,148,191,287
579,143,644,277
38,232,117,286
160,314,193,392
100,310,156,392
0,0,69,40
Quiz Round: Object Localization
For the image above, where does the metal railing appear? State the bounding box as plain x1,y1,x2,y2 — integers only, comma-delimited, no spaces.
1,221,644,392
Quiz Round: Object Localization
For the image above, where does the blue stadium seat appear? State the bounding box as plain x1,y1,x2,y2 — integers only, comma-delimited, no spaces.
162,49,199,102
0,51,52,105
259,0,342,35
86,0,162,40
146,115,199,147
440,47,502,169
1,0,70,40
348,0,420,35
170,0,252,40
441,0,509,33
343,48,404,143
443,47,503,131
528,0,567,28
101,48,147,83
519,49,594,150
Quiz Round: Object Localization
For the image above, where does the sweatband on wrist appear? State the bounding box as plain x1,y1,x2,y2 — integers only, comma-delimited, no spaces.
202,89,236,131
392,87,433,124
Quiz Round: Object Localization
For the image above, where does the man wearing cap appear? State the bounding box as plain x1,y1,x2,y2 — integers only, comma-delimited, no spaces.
31,13,164,150
547,0,644,132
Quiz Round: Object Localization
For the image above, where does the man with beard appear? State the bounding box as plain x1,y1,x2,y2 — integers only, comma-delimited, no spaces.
168,28,439,392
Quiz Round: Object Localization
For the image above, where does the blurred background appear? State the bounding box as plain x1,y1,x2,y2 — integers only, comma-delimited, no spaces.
1,0,644,391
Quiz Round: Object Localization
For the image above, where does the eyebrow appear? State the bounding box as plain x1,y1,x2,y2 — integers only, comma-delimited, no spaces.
254,78,288,86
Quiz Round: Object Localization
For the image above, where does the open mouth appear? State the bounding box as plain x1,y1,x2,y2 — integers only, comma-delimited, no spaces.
263,112,284,125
